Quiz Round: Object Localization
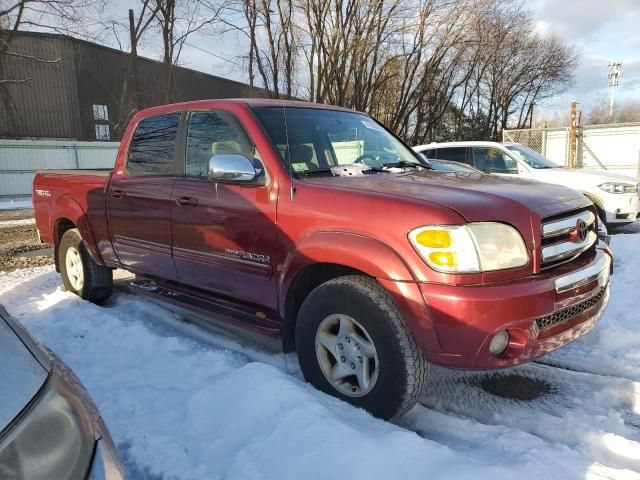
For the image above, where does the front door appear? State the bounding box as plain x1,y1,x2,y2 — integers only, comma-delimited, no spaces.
170,110,279,310
107,112,181,280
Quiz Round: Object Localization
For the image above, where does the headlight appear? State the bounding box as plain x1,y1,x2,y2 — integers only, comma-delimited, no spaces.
598,182,637,194
408,223,529,273
0,374,95,480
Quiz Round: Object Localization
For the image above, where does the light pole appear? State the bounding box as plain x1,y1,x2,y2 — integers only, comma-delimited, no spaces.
607,61,623,121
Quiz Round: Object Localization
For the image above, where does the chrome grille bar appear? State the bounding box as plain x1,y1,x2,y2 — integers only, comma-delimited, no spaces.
541,230,598,263
542,210,595,238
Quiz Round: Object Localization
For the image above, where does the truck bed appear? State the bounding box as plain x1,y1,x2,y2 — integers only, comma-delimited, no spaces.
33,169,112,248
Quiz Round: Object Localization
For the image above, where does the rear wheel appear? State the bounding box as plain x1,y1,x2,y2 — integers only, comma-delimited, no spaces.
59,228,113,303
295,275,428,419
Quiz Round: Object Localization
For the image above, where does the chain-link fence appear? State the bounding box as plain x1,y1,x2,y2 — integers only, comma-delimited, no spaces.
503,129,546,154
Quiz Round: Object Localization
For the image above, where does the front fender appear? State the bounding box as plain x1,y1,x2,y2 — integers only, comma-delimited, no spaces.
279,231,442,355
279,231,416,315
51,195,104,266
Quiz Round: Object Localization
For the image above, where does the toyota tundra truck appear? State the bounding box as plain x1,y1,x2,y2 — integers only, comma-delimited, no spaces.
33,99,612,419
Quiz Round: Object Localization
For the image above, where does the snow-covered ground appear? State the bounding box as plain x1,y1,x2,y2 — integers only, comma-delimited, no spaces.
0,199,32,211
1,237,640,479
0,218,35,228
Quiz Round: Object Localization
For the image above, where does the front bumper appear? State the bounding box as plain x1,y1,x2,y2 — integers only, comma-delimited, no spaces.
418,248,612,370
602,191,640,223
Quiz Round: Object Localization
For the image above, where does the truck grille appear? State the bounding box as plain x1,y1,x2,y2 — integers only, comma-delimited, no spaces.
540,209,598,269
536,286,607,330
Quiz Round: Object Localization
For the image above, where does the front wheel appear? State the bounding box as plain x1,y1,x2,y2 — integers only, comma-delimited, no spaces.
295,275,429,419
59,228,113,303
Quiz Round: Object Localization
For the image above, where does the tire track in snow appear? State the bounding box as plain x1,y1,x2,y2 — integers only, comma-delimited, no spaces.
414,363,640,475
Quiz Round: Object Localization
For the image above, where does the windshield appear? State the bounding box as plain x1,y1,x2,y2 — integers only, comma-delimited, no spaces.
253,107,426,175
505,144,559,169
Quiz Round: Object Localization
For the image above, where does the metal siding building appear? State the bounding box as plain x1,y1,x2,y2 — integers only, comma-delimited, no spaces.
0,31,267,142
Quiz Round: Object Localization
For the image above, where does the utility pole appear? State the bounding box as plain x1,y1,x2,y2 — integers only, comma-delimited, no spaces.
529,101,536,129
569,101,577,168
128,9,140,111
607,61,623,121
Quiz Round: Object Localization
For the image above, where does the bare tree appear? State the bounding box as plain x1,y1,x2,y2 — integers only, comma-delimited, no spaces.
230,0,578,143
151,0,227,103
112,2,160,136
233,0,297,97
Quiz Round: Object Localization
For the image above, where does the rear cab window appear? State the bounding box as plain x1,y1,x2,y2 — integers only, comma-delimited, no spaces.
127,113,181,175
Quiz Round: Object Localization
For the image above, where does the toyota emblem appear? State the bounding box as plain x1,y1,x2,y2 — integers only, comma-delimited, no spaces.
576,219,587,242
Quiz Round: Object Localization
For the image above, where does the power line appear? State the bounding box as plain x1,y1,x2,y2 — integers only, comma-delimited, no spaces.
183,41,244,69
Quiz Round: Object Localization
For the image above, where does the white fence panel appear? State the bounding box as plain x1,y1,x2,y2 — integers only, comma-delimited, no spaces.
581,123,640,177
0,140,119,198
544,129,569,166
504,123,640,178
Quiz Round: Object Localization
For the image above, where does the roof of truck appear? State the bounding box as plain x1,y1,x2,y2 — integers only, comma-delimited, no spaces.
137,98,355,117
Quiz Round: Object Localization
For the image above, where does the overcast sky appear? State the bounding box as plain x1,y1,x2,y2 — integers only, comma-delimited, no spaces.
529,0,640,115
109,0,640,116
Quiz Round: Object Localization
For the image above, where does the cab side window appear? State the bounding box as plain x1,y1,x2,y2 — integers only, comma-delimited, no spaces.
472,147,518,174
435,147,468,164
185,111,255,177
127,113,181,175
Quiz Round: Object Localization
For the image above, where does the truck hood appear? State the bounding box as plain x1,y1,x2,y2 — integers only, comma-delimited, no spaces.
527,167,639,188
0,317,48,432
303,170,591,222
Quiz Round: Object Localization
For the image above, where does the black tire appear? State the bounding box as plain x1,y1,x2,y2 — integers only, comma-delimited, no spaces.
295,275,429,419
59,228,113,303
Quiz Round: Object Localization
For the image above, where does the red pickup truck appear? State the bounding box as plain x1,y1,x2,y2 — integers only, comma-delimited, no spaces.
33,99,612,419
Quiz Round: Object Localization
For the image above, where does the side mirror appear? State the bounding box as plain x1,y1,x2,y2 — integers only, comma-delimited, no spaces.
208,154,259,184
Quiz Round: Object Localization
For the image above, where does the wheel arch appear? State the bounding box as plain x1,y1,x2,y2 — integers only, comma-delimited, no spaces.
51,196,104,271
279,231,417,353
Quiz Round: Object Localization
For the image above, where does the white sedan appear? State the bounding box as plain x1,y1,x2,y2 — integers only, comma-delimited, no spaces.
415,141,640,228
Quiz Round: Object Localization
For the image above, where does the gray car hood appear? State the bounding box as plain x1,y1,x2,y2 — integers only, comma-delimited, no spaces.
0,317,48,431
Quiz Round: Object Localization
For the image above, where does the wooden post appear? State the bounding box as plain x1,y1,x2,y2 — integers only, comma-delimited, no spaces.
569,101,577,168
128,9,140,110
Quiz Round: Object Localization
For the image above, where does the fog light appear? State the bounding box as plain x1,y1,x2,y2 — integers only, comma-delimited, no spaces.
489,330,509,356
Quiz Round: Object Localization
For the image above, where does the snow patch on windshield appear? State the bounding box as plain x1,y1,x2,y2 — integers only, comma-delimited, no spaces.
330,163,370,176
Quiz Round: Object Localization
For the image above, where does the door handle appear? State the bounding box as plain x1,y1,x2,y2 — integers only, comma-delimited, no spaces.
111,189,126,199
175,197,198,207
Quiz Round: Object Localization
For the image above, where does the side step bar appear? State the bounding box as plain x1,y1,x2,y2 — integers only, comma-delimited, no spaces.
121,279,283,353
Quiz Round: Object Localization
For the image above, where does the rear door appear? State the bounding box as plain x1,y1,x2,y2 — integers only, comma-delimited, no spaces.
170,110,279,310
107,113,181,279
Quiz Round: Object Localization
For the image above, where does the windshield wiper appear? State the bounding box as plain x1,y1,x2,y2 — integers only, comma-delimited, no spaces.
381,160,433,170
298,168,334,176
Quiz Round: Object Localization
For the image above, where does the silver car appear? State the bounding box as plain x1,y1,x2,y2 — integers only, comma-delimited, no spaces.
0,306,123,480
